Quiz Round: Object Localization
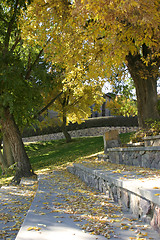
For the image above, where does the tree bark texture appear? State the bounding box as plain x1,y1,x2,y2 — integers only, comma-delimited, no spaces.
0,150,8,171
0,138,8,171
0,108,35,182
126,52,160,128
3,134,15,166
61,115,72,143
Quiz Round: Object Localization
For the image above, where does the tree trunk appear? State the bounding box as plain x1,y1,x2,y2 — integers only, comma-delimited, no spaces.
0,150,8,173
0,138,8,173
3,134,15,166
126,52,160,128
0,108,35,183
61,115,72,143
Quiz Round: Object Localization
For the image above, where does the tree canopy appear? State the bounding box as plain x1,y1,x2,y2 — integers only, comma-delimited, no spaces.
21,0,160,127
74,0,160,127
41,63,104,142
0,0,50,129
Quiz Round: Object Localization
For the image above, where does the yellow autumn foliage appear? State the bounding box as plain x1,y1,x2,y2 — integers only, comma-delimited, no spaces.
106,96,137,117
40,73,104,128
19,0,160,127
20,0,160,86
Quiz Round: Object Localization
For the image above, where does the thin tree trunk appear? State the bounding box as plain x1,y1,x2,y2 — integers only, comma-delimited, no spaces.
61,115,72,143
126,52,160,128
0,108,35,183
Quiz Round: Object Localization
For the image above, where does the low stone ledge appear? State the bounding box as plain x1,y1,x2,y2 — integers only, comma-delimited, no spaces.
126,142,145,147
108,146,160,152
70,164,160,206
68,163,160,233
97,154,110,161
104,146,160,169
143,135,160,147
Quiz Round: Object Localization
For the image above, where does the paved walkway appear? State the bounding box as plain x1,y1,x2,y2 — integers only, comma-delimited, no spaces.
15,169,159,240
0,178,37,240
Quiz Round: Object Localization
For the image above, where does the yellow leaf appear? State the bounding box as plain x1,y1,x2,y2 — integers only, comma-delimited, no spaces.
141,232,148,236
121,225,129,230
154,193,160,196
112,169,121,173
27,227,41,231
12,228,19,231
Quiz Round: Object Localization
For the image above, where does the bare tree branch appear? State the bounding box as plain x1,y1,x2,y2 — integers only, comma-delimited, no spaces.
34,91,63,119
10,36,21,52
25,37,52,80
4,0,19,51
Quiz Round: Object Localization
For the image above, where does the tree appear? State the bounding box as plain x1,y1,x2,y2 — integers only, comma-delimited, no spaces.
73,0,160,128
3,134,15,166
41,64,104,142
0,0,54,182
21,0,160,128
0,133,8,172
20,1,106,143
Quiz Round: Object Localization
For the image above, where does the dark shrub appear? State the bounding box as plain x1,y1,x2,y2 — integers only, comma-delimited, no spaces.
22,116,138,138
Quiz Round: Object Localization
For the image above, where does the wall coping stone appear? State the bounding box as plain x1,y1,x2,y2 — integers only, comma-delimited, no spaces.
107,146,160,152
143,135,160,140
68,163,160,232
71,163,160,208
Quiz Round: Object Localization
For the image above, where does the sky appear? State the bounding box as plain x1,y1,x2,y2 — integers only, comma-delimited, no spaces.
102,79,160,96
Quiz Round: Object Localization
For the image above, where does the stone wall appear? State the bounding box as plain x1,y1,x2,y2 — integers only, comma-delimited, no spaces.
23,126,138,143
143,135,160,147
68,163,160,233
102,146,160,170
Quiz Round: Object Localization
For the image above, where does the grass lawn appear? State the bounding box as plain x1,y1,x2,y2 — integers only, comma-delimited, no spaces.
0,136,104,185
0,133,134,185
26,136,104,172
119,132,135,146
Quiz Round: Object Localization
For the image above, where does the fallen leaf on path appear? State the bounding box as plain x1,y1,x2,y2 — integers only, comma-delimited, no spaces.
27,227,41,231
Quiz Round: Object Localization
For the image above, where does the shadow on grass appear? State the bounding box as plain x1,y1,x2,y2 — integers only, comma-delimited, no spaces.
25,136,104,171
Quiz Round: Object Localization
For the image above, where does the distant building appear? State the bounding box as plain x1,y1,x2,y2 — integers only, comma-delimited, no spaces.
45,93,113,120
47,110,58,119
90,93,112,118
